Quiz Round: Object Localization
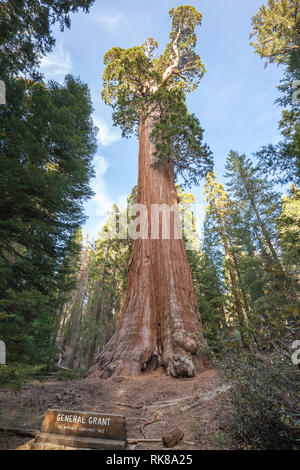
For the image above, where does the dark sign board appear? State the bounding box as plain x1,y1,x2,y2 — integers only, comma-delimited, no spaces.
41,409,127,443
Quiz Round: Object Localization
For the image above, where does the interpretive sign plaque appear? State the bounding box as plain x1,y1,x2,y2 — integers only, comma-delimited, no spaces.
35,409,127,450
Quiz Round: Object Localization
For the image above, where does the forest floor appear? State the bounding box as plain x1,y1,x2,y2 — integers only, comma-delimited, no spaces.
0,368,239,450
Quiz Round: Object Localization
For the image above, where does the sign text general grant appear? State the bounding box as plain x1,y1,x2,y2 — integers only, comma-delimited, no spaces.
56,413,111,426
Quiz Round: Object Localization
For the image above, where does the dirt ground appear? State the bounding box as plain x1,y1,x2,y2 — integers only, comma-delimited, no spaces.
0,368,238,450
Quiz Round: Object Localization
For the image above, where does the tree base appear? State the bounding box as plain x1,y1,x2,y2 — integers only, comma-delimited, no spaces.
89,340,209,379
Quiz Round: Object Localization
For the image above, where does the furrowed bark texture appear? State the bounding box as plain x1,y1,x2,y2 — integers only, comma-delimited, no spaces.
91,117,207,378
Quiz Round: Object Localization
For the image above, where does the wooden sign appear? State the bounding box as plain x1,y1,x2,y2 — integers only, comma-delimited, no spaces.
36,409,127,450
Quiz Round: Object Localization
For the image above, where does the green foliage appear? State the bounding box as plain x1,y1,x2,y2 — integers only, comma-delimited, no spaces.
255,49,300,185
101,5,212,187
150,89,213,187
203,171,251,345
277,185,300,266
220,309,299,449
252,12,300,185
225,151,282,238
0,363,46,391
250,0,300,65
209,432,230,447
163,5,205,92
199,153,299,449
0,73,97,371
0,1,97,389
56,367,87,381
57,196,135,369
0,0,95,77
255,141,299,185
190,248,227,352
225,151,299,312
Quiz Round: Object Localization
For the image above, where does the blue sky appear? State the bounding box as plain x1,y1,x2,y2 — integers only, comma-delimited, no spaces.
40,0,285,240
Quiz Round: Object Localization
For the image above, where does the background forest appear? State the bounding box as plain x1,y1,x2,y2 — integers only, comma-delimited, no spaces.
0,0,299,450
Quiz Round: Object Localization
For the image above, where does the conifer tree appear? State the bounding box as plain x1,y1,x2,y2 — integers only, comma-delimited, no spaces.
0,0,95,77
250,1,300,184
204,172,248,344
91,6,212,378
0,75,97,366
250,0,300,65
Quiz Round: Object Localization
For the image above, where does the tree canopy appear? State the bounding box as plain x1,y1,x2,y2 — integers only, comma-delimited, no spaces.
250,1,300,185
101,5,212,187
0,74,97,366
0,0,95,77
250,0,300,65
0,1,97,374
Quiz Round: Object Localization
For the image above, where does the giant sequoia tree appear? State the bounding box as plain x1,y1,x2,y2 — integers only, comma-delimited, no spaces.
92,6,212,378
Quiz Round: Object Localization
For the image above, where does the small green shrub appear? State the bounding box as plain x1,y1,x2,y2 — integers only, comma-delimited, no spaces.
0,363,46,391
56,368,87,381
210,432,230,446
219,311,300,450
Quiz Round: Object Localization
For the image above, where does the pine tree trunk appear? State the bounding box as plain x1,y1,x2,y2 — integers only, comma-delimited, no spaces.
218,218,247,345
247,192,294,296
87,248,110,367
230,249,250,320
249,195,282,268
91,116,207,378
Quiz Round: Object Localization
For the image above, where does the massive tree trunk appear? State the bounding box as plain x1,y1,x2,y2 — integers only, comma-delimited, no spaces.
90,116,207,378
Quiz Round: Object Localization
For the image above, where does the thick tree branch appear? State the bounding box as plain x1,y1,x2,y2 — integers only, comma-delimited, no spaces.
162,29,181,85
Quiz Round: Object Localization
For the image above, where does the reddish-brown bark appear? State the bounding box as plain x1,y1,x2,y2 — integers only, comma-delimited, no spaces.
91,117,207,378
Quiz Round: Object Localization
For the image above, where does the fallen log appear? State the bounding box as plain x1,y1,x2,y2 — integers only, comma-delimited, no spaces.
0,427,196,448
128,438,196,446
128,438,162,444
180,384,232,412
115,402,143,409
148,396,194,408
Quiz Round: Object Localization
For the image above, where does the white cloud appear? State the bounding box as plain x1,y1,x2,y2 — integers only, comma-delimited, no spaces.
94,154,109,175
92,11,128,32
94,117,121,146
40,42,72,80
83,156,128,240
91,155,113,217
